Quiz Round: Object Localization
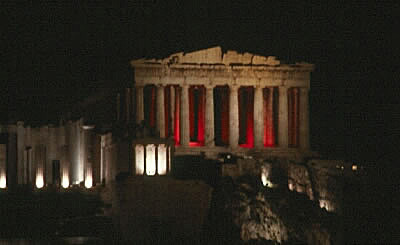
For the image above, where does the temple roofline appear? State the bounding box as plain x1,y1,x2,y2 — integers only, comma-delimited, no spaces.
131,46,314,71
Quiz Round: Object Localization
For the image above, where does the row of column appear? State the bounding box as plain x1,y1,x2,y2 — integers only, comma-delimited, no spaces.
136,84,309,150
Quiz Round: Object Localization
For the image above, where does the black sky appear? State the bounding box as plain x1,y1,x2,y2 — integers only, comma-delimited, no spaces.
1,1,399,168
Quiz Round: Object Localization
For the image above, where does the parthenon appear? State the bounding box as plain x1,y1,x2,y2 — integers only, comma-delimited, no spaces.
131,46,314,158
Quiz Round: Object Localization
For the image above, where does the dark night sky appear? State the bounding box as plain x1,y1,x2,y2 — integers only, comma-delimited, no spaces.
1,1,399,169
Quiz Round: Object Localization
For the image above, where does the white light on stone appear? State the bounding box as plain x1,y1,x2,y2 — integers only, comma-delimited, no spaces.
261,173,268,186
319,199,334,212
135,144,144,175
261,166,275,188
61,175,69,189
36,172,44,189
157,144,167,175
352,165,357,171
0,172,6,189
85,165,93,189
0,144,6,189
84,174,92,189
146,144,156,176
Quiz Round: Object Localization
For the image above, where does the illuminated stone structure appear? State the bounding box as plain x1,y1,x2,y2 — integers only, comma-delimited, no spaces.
131,46,314,160
0,120,101,189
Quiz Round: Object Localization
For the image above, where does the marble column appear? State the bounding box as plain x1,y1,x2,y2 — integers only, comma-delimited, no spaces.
180,84,190,146
253,85,264,149
136,85,144,124
157,85,165,138
299,88,310,150
170,86,175,136
48,125,57,184
17,121,25,184
278,86,288,148
229,85,239,149
205,85,215,147
83,125,94,188
265,87,274,146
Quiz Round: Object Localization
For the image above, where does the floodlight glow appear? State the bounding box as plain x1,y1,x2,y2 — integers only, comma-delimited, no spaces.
62,176,69,189
261,173,268,186
84,175,92,189
135,145,145,175
157,144,167,175
319,199,334,212
0,172,6,189
36,173,44,189
146,144,156,176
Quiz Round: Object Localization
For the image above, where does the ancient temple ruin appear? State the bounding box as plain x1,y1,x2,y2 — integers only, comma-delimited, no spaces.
131,46,314,159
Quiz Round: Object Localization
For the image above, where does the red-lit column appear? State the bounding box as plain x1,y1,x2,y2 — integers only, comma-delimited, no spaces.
157,85,165,138
181,84,190,146
299,87,310,150
278,86,288,148
229,85,239,149
254,85,264,149
136,85,144,124
205,85,215,147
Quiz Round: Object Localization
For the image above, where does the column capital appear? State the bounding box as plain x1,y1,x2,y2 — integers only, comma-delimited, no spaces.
205,84,215,90
230,84,240,91
181,83,190,88
279,85,288,90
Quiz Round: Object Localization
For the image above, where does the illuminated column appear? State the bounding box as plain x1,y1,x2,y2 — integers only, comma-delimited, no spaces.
146,144,156,175
48,125,57,184
17,121,25,184
299,87,310,150
229,85,239,149
157,85,165,138
278,86,289,148
35,145,45,189
136,85,144,124
253,86,263,149
170,86,175,136
181,84,190,146
83,125,94,188
61,145,70,188
205,85,215,147
25,125,32,184
157,144,167,175
134,144,145,175
0,144,7,188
